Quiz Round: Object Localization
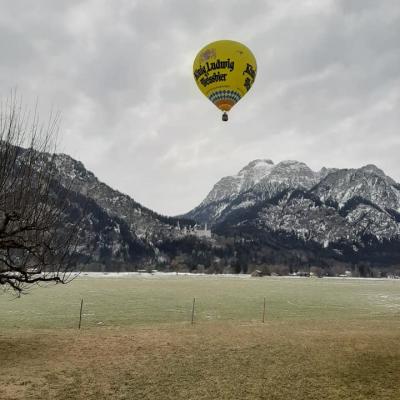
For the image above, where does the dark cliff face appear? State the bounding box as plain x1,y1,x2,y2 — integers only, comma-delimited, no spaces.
59,186,154,267
13,150,196,270
54,153,194,238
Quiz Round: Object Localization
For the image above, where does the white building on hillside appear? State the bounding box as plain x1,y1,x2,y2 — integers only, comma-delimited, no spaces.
176,221,212,239
194,223,212,238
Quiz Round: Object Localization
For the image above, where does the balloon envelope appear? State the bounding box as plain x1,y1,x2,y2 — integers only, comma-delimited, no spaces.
193,40,257,114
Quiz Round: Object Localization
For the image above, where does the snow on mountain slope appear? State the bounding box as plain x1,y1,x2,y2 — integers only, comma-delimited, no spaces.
184,158,400,266
54,153,182,238
200,159,275,206
27,147,400,268
185,159,328,223
314,165,400,211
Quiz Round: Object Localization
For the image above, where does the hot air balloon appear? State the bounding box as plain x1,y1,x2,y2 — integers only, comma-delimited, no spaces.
193,40,257,121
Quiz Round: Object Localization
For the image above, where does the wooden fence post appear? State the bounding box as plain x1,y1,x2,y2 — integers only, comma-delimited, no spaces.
78,298,84,330
262,297,266,323
191,298,196,325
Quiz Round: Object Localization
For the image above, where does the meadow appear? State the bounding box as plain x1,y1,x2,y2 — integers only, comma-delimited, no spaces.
1,274,400,399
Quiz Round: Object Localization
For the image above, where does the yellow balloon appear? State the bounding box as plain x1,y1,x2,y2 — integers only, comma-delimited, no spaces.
193,40,257,120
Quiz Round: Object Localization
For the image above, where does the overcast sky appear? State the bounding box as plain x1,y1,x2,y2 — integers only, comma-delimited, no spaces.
0,0,399,215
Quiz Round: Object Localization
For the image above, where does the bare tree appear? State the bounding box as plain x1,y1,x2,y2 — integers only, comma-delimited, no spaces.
0,95,81,293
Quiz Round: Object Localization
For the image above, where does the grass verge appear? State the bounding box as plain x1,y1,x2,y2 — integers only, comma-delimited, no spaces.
1,319,400,400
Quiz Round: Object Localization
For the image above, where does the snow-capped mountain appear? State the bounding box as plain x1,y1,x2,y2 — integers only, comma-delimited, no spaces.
184,159,400,267
185,159,337,224
200,159,275,206
11,142,400,271
313,165,400,211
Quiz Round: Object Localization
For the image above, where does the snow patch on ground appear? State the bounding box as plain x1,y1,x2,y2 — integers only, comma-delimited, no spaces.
78,272,400,282
79,272,254,279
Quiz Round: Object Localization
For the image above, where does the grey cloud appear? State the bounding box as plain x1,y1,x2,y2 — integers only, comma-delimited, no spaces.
0,0,399,215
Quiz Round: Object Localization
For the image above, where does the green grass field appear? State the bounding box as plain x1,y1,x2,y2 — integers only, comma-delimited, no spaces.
1,274,400,399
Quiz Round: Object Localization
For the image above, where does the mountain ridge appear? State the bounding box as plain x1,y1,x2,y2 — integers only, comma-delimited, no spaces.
9,143,400,274
184,159,400,225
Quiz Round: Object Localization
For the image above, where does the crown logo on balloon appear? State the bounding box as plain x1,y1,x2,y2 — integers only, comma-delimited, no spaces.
200,48,216,62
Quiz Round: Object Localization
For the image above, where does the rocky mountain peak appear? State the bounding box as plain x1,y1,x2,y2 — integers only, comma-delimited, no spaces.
184,157,400,235
268,160,316,180
199,158,276,207
253,160,319,195
186,159,324,223
238,159,274,174
318,167,338,180
359,164,388,179
315,165,400,210
237,159,276,192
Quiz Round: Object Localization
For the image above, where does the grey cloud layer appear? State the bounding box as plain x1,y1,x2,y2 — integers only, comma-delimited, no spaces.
0,0,399,215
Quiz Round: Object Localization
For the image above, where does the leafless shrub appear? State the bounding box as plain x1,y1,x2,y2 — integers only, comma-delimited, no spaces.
0,94,81,293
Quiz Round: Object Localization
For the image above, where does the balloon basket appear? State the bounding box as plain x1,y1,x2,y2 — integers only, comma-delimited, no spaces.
222,112,228,122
